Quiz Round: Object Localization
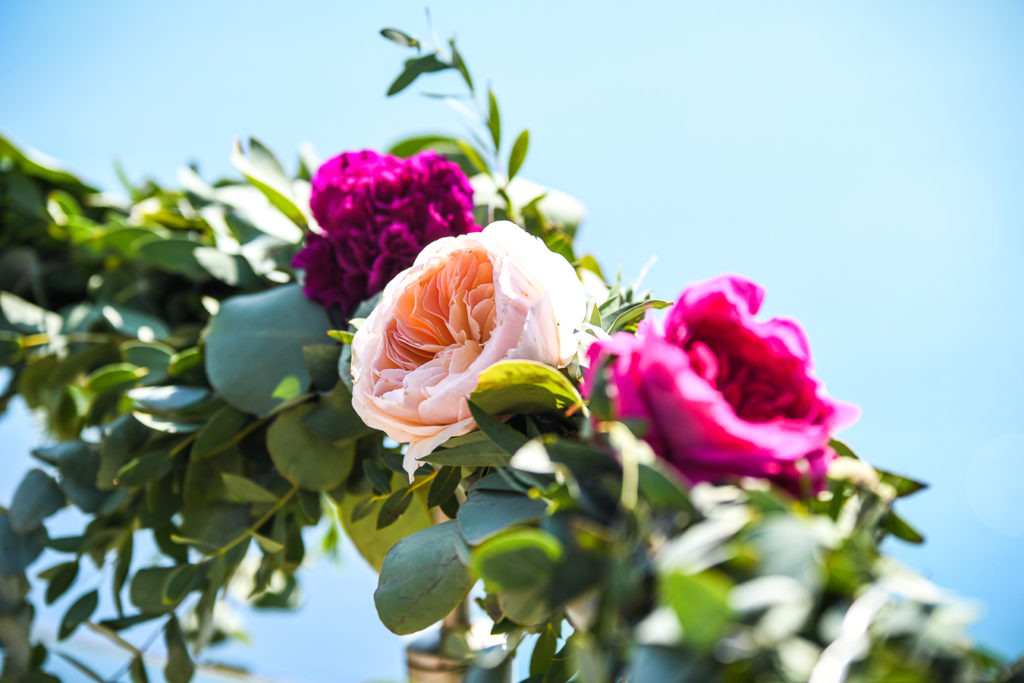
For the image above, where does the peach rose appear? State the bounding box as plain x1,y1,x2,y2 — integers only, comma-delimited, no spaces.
350,221,587,475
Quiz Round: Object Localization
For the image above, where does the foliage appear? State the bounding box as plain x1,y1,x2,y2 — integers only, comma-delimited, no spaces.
0,20,1019,683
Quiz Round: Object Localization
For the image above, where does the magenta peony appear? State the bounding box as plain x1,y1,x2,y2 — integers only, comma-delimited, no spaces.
294,149,479,313
584,274,859,495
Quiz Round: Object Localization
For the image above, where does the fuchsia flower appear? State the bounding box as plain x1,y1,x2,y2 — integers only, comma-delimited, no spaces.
585,275,859,495
294,149,479,313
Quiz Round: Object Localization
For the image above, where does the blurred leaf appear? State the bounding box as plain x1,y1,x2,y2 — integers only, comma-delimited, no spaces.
473,528,562,591
374,520,475,634
0,513,47,574
230,137,306,228
164,615,195,683
128,386,209,413
380,27,418,48
877,469,928,498
9,469,65,533
387,53,450,97
508,130,530,180
190,405,248,460
884,512,925,544
41,561,79,605
302,344,343,392
115,448,173,488
487,90,501,149
58,590,98,640
205,284,330,416
301,382,374,442
456,140,490,176
221,474,278,504
659,571,733,650
267,403,354,491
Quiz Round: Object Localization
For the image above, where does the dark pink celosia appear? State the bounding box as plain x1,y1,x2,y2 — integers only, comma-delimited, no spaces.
584,274,859,495
293,149,479,313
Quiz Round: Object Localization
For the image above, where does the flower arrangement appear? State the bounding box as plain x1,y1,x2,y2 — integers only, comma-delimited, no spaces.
0,22,1018,683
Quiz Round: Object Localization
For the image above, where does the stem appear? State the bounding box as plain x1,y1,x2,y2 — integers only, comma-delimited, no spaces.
214,484,298,557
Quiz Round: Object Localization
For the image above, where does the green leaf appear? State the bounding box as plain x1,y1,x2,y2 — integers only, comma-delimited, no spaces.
0,291,61,334
9,469,65,533
86,363,147,394
380,27,418,48
205,284,331,416
129,567,177,614
341,486,431,571
448,39,474,92
508,130,530,180
456,140,490,176
162,564,199,605
457,489,548,546
487,90,501,150
473,528,562,591
177,503,250,551
190,405,248,460
467,401,528,455
230,137,306,228
58,590,98,640
607,300,671,334
877,469,928,498
421,431,509,469
374,520,475,634
164,615,195,683
302,344,343,392
387,53,451,97
128,386,209,413
884,512,925,544
428,466,462,508
194,247,260,288
99,414,149,489
42,561,79,605
168,348,201,376
530,623,559,677
121,342,173,385
130,657,149,683
377,486,415,529
326,329,354,344
221,474,279,504
267,403,355,491
115,448,174,488
388,135,459,158
659,571,734,650
301,382,374,442
471,360,583,416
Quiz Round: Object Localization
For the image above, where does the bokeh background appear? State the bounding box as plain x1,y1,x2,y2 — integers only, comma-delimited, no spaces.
2,1,1022,680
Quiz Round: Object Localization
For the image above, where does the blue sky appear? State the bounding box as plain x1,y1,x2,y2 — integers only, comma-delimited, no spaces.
2,0,1022,677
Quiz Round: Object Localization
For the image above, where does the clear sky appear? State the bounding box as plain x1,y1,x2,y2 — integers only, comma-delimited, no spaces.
2,0,1022,678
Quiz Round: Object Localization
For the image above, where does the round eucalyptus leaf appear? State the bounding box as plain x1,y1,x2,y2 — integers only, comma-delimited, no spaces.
204,284,331,416
267,403,355,491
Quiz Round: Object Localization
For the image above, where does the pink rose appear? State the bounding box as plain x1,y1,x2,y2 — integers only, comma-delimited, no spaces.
351,221,587,476
585,275,859,495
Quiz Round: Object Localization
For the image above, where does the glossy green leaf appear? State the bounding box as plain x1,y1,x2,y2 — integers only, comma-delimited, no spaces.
471,360,583,417
230,137,306,228
127,386,209,413
473,528,562,591
427,466,462,508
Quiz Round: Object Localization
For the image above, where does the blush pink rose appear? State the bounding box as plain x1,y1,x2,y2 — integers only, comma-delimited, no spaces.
584,274,859,495
351,221,587,476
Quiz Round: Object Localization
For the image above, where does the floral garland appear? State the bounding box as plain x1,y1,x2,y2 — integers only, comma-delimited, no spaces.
0,23,1018,683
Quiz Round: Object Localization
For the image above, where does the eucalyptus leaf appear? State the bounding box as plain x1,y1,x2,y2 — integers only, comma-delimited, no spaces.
374,520,475,635
205,284,331,416
9,469,65,533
